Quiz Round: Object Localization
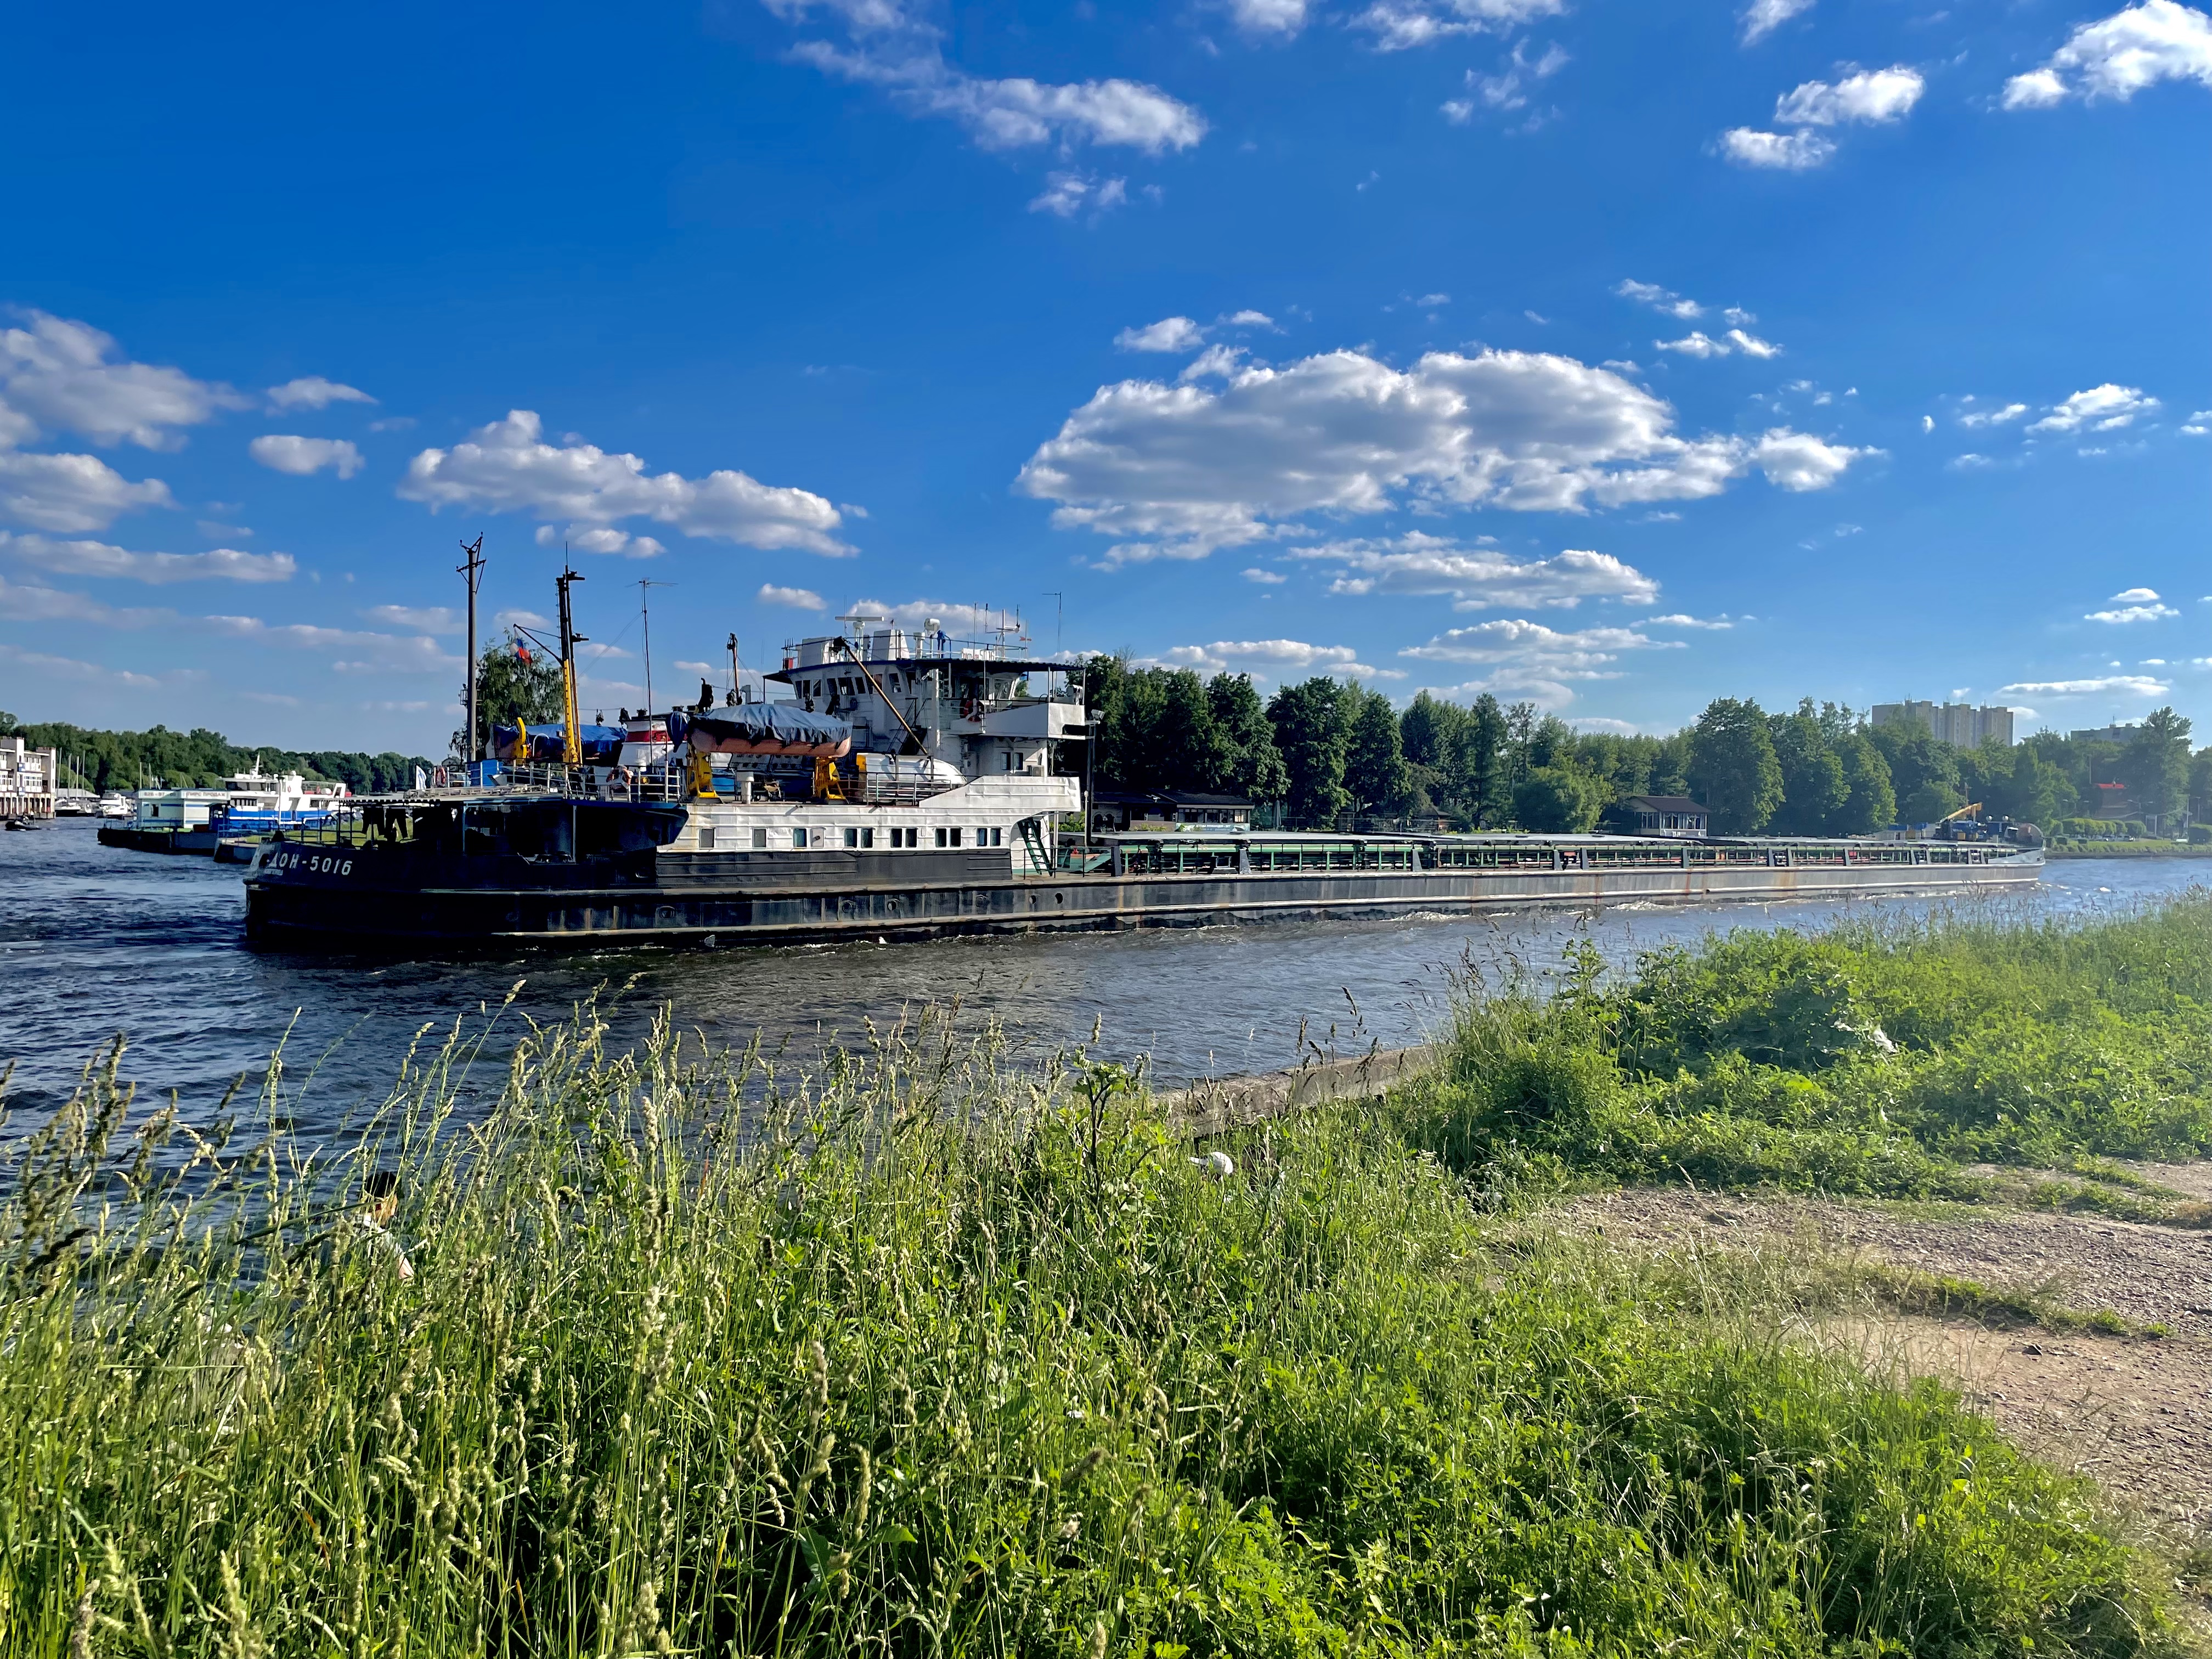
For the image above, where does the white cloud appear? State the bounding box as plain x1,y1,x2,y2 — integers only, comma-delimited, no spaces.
1015,347,1875,562
2030,383,2159,433
495,607,549,629
758,583,828,610
1225,310,1276,328
1773,66,1926,125
1351,0,1565,52
1998,674,2169,697
533,524,667,558
0,641,160,689
1178,345,1248,382
1719,127,1838,168
1242,566,1286,584
1442,98,1475,122
1647,612,1735,629
1657,331,1730,358
1615,279,1705,320
266,376,375,411
1957,401,2028,428
249,435,365,479
1741,0,1816,44
0,573,177,628
1727,328,1781,358
770,0,1204,152
360,603,460,631
399,409,851,555
1159,639,1383,678
1946,452,1996,471
200,615,459,674
2003,1,2212,108
0,449,174,533
2182,409,2212,435
1296,536,1661,608
1460,40,1568,112
0,311,245,450
1030,172,1128,217
1417,292,1452,307
1399,617,1683,707
0,531,294,584
1227,0,1311,36
1116,316,1208,353
2084,586,2179,623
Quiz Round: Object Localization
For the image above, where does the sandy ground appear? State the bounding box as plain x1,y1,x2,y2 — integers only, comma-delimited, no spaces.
1556,1180,2212,1538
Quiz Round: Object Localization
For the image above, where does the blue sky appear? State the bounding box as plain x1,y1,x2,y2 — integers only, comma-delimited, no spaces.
2,0,2205,754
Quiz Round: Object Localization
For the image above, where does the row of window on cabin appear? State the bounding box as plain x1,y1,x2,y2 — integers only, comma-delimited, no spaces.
697,825,1009,851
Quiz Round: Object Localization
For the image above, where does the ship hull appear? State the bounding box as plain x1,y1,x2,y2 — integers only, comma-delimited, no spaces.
244,850,2042,949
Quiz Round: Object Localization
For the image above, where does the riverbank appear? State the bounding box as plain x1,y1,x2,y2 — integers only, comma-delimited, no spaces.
13,896,2212,1652
2048,842,2212,859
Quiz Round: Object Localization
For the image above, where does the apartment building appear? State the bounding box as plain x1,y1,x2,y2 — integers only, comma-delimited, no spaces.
1870,701,2016,748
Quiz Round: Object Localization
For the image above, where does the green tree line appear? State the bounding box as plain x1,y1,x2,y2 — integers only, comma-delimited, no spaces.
1084,659,2203,835
0,712,436,796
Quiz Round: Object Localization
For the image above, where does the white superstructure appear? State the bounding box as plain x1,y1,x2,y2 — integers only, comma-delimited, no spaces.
132,767,351,831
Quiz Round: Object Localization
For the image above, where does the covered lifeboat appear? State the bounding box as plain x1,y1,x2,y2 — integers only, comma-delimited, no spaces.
672,706,851,759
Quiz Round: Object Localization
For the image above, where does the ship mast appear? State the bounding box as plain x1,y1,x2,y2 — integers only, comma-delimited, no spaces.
556,566,586,765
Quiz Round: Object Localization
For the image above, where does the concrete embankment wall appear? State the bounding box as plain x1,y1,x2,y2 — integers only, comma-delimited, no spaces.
1159,1043,1443,1139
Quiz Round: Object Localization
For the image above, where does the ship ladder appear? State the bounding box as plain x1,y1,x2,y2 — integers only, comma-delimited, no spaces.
1019,816,1051,873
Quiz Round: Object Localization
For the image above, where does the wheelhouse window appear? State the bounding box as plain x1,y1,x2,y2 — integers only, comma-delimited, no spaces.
792,828,809,849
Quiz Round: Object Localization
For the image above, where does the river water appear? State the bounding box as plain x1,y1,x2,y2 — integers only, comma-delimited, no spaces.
3,817,2202,1127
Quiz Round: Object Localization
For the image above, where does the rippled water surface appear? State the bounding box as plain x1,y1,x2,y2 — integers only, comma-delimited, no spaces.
3,817,2202,1127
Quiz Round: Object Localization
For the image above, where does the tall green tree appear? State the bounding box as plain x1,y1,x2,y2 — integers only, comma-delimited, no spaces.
1266,676,1354,828
1832,733,1897,834
1344,688,1410,820
460,640,567,758
1465,695,1511,827
1984,742,2069,829
1204,673,1288,805
2123,707,2192,827
1686,698,1784,833
1513,766,1606,832
1866,717,1962,823
1765,701,1849,836
2190,748,2212,825
1151,670,1231,791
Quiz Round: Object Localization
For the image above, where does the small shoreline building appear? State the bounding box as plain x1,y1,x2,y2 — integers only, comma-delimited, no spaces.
1619,795,1709,837
0,735,57,820
1088,789,1256,835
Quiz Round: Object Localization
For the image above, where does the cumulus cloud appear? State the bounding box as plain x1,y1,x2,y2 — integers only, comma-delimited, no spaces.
1029,172,1128,217
1015,347,1875,563
1458,38,1569,113
267,376,375,411
0,573,177,628
0,531,294,584
768,0,1203,152
758,583,828,610
534,524,667,559
1957,400,2029,428
360,603,460,630
1242,566,1286,583
2003,0,2212,109
1351,0,1565,52
1773,66,1926,125
399,409,851,555
0,641,161,689
1294,535,1661,609
1116,316,1208,353
1158,639,1384,678
249,435,365,479
2084,586,2180,623
2030,383,2160,433
1399,617,1683,707
1741,0,1816,44
0,311,245,449
1998,674,2169,696
1615,279,1705,320
1647,612,1737,629
1227,0,1311,36
1656,331,1730,358
0,449,174,533
199,614,459,674
1719,126,1838,167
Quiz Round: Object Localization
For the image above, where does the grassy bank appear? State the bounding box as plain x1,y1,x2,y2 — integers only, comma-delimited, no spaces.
1410,893,2212,1207
0,973,2187,1655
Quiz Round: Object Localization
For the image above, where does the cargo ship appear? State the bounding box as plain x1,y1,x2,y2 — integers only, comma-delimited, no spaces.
242,610,2041,949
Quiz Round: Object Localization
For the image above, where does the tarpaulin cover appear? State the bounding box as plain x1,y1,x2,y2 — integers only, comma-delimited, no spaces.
674,706,851,758
491,723,626,763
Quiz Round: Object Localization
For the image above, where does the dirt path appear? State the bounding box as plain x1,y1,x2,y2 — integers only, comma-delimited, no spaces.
1554,1180,2212,1537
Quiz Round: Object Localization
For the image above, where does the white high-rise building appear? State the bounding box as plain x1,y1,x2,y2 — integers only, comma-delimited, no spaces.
1870,701,2015,748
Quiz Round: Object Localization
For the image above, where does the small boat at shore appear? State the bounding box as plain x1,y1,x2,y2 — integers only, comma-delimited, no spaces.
100,766,351,855
245,616,2041,950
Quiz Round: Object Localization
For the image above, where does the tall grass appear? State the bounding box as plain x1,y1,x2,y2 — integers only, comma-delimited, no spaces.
0,986,2173,1654
1413,893,2212,1198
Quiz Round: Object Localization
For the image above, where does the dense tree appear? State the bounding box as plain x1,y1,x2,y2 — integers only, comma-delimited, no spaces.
1513,766,1606,832
1266,677,1354,828
1,712,432,794
1766,701,1849,836
1832,734,1897,834
1686,699,1783,833
460,640,567,758
1204,673,1288,806
1344,687,1411,820
2121,707,2192,827
1981,742,2070,830
1465,695,1512,827
2192,749,2212,825
1866,717,1961,823
1152,670,1230,790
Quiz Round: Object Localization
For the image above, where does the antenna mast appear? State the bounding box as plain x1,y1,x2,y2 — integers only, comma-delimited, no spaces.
637,577,673,714
458,534,485,767
555,566,586,765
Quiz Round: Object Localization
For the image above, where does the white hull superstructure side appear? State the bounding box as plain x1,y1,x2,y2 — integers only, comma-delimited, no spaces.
662,774,1080,870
